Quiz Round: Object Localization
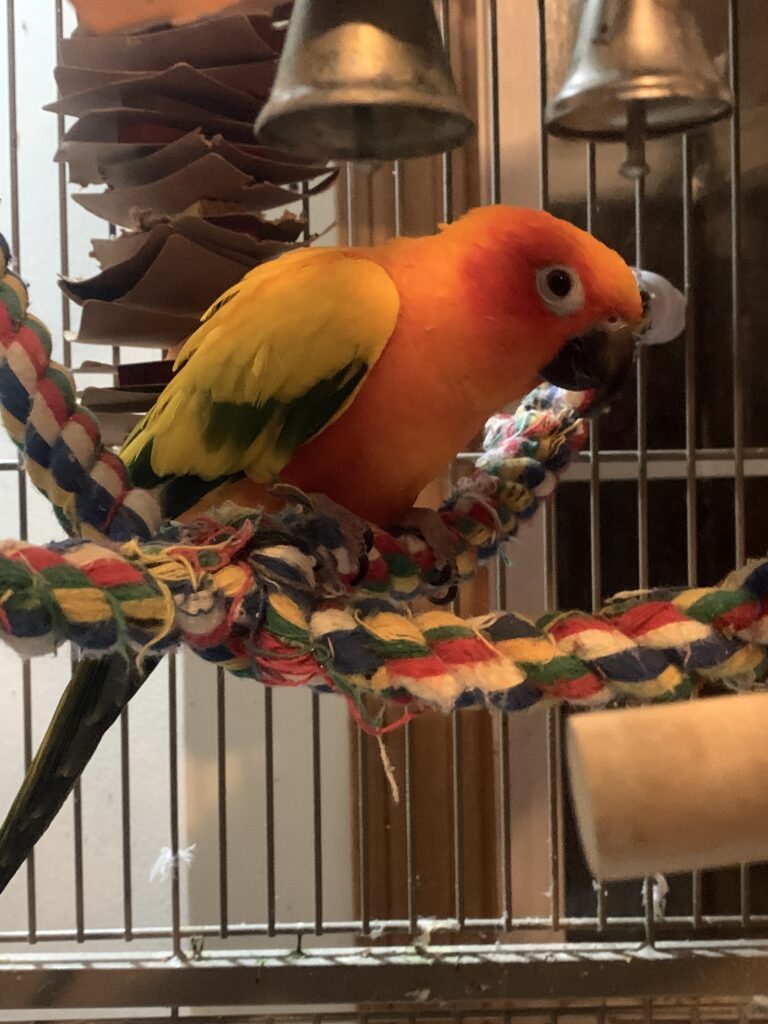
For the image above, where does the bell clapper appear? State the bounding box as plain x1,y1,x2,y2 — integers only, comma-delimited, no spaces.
620,99,650,179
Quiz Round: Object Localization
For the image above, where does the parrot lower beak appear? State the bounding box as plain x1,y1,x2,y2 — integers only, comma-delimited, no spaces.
540,319,637,414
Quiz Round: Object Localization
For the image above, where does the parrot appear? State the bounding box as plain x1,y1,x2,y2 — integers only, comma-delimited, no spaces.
0,204,643,894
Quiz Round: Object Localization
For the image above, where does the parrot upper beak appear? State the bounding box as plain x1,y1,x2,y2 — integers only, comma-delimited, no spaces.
540,318,638,414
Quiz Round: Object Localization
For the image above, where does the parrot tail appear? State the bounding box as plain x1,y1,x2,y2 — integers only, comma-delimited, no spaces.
0,654,156,895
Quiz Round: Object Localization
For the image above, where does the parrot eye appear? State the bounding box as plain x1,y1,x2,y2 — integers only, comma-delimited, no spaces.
536,265,585,316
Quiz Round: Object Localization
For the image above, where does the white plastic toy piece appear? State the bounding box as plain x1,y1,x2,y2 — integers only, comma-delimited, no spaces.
633,268,687,345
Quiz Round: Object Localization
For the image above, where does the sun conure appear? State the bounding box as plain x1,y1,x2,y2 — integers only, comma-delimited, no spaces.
0,204,643,894
122,204,642,524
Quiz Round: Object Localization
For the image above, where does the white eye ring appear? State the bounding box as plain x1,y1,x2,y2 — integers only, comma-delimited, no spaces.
536,265,585,316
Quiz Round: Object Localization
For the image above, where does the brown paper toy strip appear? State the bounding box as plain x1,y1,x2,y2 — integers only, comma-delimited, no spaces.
79,384,165,430
85,409,145,449
55,59,277,102
159,224,293,266
70,300,200,348
87,217,297,274
73,153,307,227
56,140,158,187
200,60,277,98
60,14,277,71
64,103,256,147
154,174,335,226
63,233,254,313
47,63,260,121
57,124,324,189
117,360,175,388
201,210,305,241
72,360,118,375
102,129,327,189
209,135,329,184
81,386,160,414
56,106,319,188
90,224,176,270
169,213,301,257
66,224,172,298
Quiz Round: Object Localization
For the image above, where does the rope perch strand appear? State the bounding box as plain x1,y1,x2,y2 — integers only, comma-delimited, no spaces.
0,523,767,717
0,245,162,541
0,233,766,723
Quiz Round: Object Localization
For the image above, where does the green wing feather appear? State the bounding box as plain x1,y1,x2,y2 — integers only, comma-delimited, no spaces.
121,247,400,517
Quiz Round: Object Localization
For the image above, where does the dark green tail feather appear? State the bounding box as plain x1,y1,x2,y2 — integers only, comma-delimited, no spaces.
0,655,156,894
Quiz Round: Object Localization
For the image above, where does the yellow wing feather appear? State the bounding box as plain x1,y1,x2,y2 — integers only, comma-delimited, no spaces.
121,247,400,491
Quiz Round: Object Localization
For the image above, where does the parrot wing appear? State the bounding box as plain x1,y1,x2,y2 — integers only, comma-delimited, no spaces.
121,246,400,518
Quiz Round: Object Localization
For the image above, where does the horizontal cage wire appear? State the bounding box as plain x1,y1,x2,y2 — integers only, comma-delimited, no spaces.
2,1000,768,1024
0,0,767,1016
0,1000,763,1024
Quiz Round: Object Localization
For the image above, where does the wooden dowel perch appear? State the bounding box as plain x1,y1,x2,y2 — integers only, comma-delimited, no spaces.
567,691,768,880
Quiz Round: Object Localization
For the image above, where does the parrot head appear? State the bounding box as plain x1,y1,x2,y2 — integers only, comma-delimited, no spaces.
453,205,645,411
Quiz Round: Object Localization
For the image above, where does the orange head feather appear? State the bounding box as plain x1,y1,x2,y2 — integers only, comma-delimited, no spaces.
443,204,643,356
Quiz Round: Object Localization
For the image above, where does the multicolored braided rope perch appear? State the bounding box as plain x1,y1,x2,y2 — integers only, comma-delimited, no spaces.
0,238,766,726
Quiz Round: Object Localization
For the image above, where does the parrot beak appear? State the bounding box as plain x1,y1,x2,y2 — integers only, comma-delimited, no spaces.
539,317,638,414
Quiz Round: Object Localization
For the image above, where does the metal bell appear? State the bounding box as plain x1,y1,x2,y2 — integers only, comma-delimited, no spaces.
254,0,475,161
546,0,733,177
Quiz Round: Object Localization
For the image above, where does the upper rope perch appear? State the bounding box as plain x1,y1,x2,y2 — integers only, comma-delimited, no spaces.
0,248,162,541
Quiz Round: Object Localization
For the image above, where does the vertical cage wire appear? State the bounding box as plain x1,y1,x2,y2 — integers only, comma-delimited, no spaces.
546,704,563,931
729,0,745,570
120,697,134,940
168,656,183,959
585,143,603,615
585,135,607,935
264,686,277,938
403,716,417,936
61,0,85,946
633,170,656,948
344,161,373,941
681,134,698,589
73,776,85,941
216,666,229,938
297,180,326,940
5,0,38,947
356,714,371,936
311,690,324,935
536,0,557,621
727,0,751,929
537,0,567,937
440,0,465,934
680,130,705,933
391,156,420,940
498,709,513,931
634,176,649,592
485,0,515,936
